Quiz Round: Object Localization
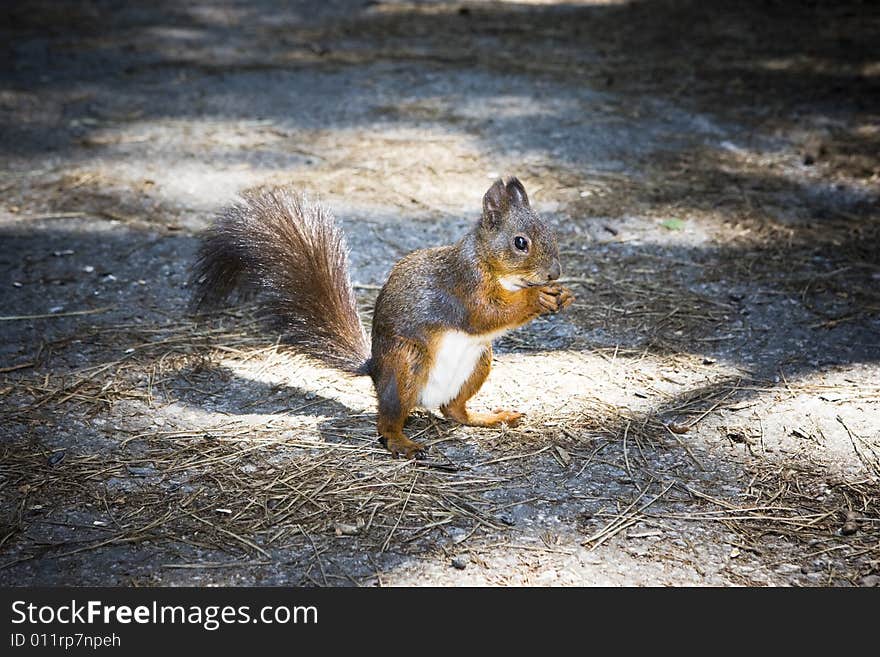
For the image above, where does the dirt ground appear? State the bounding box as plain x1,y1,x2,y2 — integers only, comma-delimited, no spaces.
1,0,878,586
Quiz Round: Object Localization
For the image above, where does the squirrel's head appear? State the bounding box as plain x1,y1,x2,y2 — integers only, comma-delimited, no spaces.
476,177,561,290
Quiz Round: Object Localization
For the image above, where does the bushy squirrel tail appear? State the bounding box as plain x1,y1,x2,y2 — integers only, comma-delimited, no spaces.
189,187,371,374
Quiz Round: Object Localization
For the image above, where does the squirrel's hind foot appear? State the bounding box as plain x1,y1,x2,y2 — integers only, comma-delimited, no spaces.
442,406,524,428
379,434,427,459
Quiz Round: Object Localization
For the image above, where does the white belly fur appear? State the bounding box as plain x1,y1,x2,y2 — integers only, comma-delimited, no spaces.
419,329,506,408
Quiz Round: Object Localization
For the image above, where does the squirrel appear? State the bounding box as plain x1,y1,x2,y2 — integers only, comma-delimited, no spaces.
190,177,574,459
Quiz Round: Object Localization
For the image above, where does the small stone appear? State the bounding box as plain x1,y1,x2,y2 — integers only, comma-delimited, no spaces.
858,575,879,587
840,510,860,535
554,445,571,466
841,521,859,535
451,555,469,570
334,522,361,537
775,563,801,575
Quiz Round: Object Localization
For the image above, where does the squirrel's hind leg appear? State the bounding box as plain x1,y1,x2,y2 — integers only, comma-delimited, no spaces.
440,349,523,428
373,344,427,459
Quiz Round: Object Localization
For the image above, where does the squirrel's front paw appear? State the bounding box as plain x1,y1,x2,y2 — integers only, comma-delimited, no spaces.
537,284,575,313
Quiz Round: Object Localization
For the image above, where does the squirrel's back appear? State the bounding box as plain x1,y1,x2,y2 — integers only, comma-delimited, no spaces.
189,188,370,373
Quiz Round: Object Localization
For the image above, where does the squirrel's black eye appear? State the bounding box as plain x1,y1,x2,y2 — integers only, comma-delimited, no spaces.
514,236,529,252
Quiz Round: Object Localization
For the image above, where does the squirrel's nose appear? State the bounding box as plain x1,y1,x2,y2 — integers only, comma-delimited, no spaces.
547,260,561,281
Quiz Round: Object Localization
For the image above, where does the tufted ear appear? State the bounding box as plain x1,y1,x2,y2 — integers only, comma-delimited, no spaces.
481,178,509,229
505,176,530,209
481,176,530,229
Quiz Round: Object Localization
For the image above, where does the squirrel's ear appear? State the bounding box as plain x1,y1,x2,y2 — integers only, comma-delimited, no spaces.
505,177,530,208
481,178,508,229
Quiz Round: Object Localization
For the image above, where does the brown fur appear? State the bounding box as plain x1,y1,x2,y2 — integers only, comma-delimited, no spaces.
191,178,573,459
190,188,369,372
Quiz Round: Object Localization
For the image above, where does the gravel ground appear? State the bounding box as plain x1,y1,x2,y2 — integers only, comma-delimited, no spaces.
1,0,878,586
